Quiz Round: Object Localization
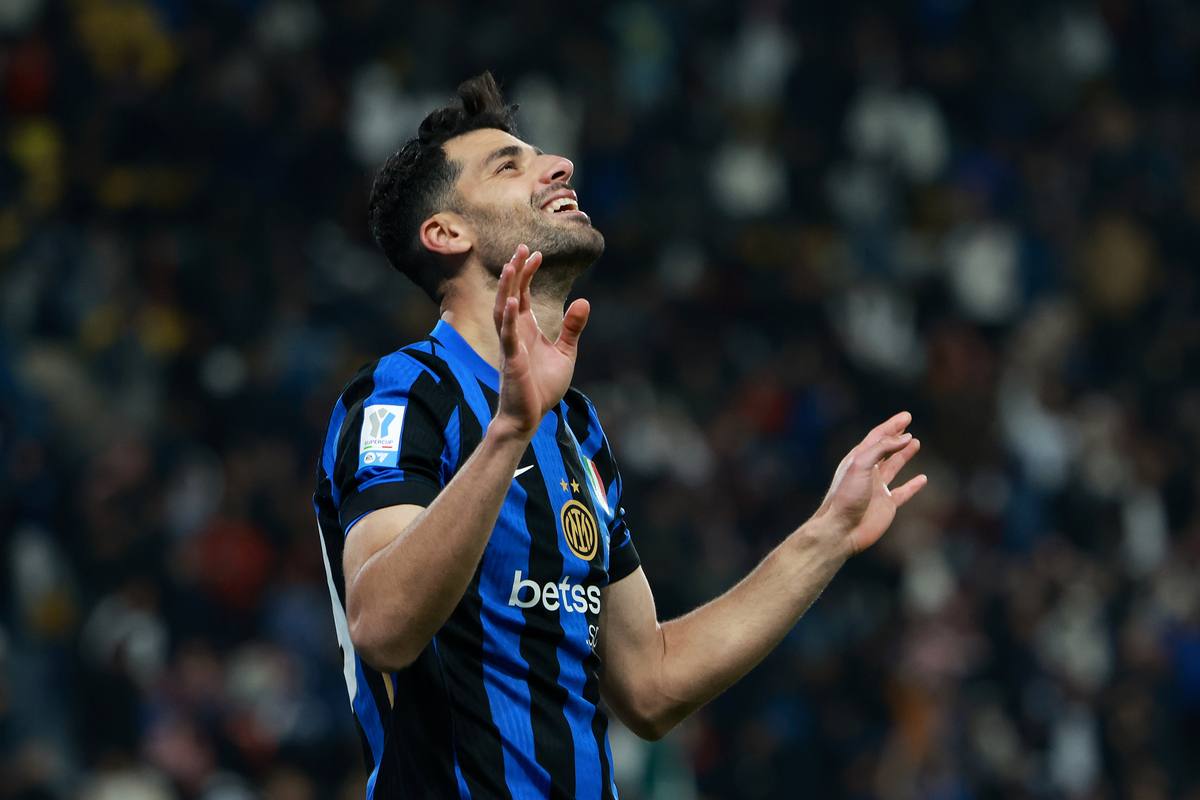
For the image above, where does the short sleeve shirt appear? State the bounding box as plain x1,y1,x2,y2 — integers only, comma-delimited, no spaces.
314,320,639,800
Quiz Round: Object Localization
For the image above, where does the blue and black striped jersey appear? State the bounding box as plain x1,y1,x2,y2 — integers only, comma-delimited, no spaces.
314,319,640,800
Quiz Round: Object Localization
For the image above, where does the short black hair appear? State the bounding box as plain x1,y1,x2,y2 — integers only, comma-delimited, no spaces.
368,72,519,303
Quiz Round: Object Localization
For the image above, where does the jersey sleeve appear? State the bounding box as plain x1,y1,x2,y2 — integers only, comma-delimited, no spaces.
331,354,460,534
605,469,640,583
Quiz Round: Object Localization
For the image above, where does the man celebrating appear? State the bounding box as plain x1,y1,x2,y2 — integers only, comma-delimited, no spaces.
315,73,925,800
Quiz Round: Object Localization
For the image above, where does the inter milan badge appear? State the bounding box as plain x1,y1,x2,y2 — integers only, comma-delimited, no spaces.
560,499,599,561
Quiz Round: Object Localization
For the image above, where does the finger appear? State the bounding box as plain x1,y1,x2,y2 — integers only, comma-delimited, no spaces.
518,251,541,313
507,244,529,281
556,298,591,357
878,437,920,485
860,432,913,467
890,473,928,507
861,411,912,446
506,244,528,291
500,297,520,360
493,263,515,330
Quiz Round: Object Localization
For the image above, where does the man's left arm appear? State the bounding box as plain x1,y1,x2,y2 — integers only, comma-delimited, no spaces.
596,411,926,741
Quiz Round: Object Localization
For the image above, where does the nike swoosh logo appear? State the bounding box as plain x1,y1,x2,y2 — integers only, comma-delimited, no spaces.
514,465,535,478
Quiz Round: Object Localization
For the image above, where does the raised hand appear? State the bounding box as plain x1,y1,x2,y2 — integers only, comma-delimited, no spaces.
816,411,927,556
492,245,591,439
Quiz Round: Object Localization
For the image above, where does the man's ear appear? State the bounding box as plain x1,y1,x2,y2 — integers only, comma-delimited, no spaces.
419,212,473,257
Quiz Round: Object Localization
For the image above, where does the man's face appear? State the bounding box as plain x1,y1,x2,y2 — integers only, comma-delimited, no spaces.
441,129,604,291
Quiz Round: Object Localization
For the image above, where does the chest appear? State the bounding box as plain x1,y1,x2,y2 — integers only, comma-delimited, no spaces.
493,412,613,587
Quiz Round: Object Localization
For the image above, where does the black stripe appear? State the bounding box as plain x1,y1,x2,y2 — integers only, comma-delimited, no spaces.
592,706,614,800
315,471,385,779
555,405,618,798
354,716,378,781
607,530,641,583
315,476,346,602
569,399,627,797
564,389,592,444
396,370,459,484
401,347,473,462
359,667,404,798
335,359,460,531
332,362,380,495
323,354,453,798
340,479,441,528
435,588,514,800
388,647,462,799
516,401,577,799
478,377,500,417
399,355,513,800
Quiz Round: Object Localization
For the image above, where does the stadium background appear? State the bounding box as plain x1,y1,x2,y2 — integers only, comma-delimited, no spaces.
2,0,1199,798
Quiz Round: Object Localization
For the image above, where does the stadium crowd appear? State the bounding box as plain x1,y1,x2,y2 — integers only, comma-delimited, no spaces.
1,0,1199,798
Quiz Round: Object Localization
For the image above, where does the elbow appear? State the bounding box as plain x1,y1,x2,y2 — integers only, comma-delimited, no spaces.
347,606,420,673
625,712,677,742
615,698,681,742
629,718,673,742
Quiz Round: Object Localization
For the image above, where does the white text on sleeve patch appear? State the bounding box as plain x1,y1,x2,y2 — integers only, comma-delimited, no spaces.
359,404,405,468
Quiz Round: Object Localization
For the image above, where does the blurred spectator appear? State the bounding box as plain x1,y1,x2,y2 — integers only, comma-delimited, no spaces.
1,0,1199,798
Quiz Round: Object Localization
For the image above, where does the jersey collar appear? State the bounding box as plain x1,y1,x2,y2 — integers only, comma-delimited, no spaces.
430,319,501,393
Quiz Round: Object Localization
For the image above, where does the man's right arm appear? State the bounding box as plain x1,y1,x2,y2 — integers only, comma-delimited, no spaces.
343,421,529,672
341,245,590,673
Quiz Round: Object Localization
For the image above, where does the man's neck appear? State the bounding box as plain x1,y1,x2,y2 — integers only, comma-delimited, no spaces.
438,280,567,370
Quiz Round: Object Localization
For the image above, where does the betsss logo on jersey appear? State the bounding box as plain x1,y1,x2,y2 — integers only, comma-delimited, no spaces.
359,404,405,468
509,571,601,614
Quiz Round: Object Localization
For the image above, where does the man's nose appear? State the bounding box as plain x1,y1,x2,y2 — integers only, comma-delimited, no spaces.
536,154,574,185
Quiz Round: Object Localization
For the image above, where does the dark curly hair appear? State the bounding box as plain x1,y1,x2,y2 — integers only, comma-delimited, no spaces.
368,72,519,303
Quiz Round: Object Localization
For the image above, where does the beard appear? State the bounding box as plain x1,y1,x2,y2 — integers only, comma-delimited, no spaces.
462,199,605,299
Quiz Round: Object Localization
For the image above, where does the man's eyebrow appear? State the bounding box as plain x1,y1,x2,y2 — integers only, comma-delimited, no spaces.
482,144,544,167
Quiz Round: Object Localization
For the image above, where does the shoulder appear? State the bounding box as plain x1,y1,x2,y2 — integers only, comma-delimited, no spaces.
338,344,456,408
564,386,602,429
563,387,615,461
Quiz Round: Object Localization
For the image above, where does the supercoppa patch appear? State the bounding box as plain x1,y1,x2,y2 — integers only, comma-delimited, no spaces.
359,404,405,468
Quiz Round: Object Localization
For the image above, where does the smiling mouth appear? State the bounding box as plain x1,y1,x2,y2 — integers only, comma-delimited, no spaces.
543,196,580,214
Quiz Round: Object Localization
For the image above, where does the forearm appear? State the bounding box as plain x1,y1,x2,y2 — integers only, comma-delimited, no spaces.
346,420,529,671
603,414,923,740
625,518,846,737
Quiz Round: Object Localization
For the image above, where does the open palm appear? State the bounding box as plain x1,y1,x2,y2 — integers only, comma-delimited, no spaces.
816,412,927,556
492,245,590,438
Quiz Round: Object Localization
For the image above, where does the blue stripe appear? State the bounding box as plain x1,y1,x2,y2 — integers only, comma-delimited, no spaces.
453,744,472,800
421,321,615,797
436,343,555,797
604,733,620,799
429,320,500,392
382,347,444,384
352,655,387,798
323,397,349,507
339,353,430,512
355,468,427,494
342,349,459,520
478,484,548,797
432,638,473,800
535,419,604,799
440,406,462,482
431,342,493,430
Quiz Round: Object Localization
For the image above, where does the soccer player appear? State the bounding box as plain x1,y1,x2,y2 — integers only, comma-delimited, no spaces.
315,73,926,800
